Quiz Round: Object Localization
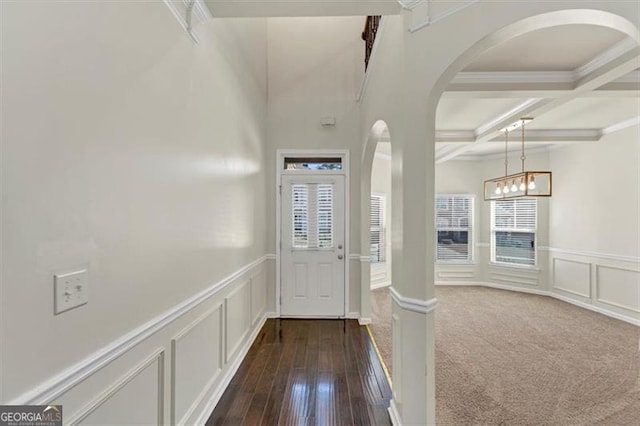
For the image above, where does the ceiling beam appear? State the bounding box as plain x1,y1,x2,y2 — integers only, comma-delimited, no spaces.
436,45,640,163
435,128,602,144
443,71,640,99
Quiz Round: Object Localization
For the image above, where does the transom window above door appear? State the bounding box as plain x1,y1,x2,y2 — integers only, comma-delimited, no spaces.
284,157,342,171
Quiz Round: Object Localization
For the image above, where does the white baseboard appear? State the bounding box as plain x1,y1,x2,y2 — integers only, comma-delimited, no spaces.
346,311,360,319
551,291,640,327
388,399,402,425
372,281,391,290
359,317,372,325
265,311,278,318
435,281,639,326
193,313,268,425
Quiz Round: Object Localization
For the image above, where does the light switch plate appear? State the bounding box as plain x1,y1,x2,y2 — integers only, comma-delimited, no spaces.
54,269,89,314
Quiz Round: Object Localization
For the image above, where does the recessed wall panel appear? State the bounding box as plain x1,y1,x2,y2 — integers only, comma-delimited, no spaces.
293,263,308,298
172,306,222,424
318,263,332,298
78,354,163,425
251,269,267,325
596,265,640,313
552,258,591,298
226,281,251,361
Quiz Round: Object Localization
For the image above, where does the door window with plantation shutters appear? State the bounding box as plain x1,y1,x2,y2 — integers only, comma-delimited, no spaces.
491,198,537,266
435,195,474,262
370,194,386,263
292,184,334,249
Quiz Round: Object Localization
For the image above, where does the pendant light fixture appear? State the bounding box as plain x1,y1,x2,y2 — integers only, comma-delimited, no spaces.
484,118,552,201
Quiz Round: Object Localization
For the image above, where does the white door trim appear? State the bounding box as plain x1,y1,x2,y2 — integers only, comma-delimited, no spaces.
276,149,350,317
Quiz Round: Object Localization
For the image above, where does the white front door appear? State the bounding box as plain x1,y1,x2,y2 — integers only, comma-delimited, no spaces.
281,174,345,317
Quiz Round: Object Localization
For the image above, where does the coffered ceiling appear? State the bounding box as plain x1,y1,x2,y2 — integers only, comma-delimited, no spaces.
434,24,640,162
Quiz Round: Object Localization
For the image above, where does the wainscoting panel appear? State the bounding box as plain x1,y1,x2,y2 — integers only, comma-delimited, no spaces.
552,258,591,298
225,280,252,362
171,305,223,425
596,265,640,313
71,350,164,425
391,313,402,404
490,270,539,287
11,256,270,426
251,268,267,325
549,249,639,323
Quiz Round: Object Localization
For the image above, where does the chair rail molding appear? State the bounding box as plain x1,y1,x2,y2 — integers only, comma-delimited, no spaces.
390,286,438,314
8,255,271,406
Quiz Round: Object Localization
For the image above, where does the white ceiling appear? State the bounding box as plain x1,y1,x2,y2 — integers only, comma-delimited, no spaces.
464,25,627,72
431,24,640,161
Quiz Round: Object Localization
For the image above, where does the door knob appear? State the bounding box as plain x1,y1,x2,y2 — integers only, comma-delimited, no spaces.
337,254,344,260
338,244,343,249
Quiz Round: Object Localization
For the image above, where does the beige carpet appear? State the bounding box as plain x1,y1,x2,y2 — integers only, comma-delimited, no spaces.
369,286,640,425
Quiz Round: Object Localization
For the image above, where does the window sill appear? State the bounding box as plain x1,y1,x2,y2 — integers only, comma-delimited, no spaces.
436,261,477,266
488,262,540,272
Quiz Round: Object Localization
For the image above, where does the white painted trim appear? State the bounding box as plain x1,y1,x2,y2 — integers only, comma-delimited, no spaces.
275,149,351,318
162,0,201,43
374,150,392,161
397,0,424,10
171,304,223,425
408,0,479,33
390,287,438,314
265,254,276,260
371,281,391,290
265,311,278,319
612,70,640,84
595,264,640,313
346,312,361,320
192,314,268,425
434,281,639,326
547,247,640,264
67,349,165,425
488,262,541,273
357,17,386,103
601,115,640,136
451,71,574,85
349,253,361,260
224,280,251,363
8,255,269,405
358,317,372,325
551,258,592,299
552,291,639,327
574,37,638,80
388,399,402,425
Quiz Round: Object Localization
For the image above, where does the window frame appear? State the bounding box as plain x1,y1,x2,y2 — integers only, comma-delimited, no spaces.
370,193,386,264
490,198,538,267
435,194,475,264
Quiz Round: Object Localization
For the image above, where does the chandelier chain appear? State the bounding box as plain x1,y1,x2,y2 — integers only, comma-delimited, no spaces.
521,119,526,172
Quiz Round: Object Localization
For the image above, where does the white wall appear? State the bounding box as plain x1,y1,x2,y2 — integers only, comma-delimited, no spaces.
371,147,392,287
548,125,640,321
266,16,366,315
433,134,639,325
1,1,270,422
435,151,551,291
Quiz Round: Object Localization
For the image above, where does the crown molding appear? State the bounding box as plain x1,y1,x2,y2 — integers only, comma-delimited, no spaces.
574,38,638,80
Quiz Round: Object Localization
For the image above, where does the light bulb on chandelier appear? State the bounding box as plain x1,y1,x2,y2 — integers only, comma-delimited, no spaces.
483,117,552,200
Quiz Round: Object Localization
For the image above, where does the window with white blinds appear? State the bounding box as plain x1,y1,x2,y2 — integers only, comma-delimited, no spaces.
435,195,473,262
370,194,386,263
491,198,537,266
291,183,334,249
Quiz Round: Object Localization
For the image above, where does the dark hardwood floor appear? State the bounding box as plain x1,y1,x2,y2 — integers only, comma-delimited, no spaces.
206,319,392,426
